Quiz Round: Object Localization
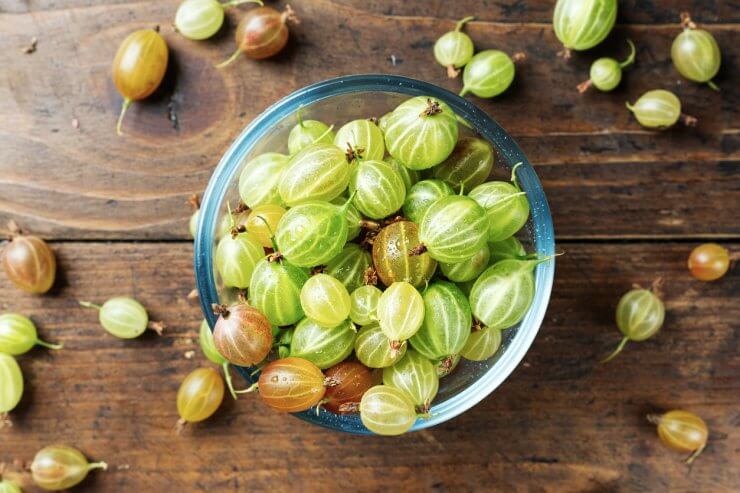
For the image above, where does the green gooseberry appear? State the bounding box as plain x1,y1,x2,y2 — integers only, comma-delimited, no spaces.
349,159,406,220
468,165,530,243
174,0,263,41
288,110,335,155
359,384,417,436
410,281,471,362
0,352,23,424
387,157,420,192
553,0,618,57
198,319,240,399
214,229,264,288
278,143,350,206
300,273,351,328
603,281,665,362
249,257,308,326
0,478,21,493
334,119,385,161
626,89,696,129
439,244,490,282
238,152,290,208
0,313,62,355
79,297,162,339
377,281,425,346
384,96,459,170
671,13,721,90
578,39,636,93
349,285,382,326
289,318,356,369
402,179,454,224
434,16,475,78
383,350,439,414
354,323,407,368
489,236,528,263
376,111,391,134
432,137,494,192
416,195,489,263
460,50,524,99
330,196,362,241
461,325,502,361
324,243,372,293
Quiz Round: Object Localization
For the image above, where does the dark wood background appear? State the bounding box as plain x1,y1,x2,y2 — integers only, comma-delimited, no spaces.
1,1,737,491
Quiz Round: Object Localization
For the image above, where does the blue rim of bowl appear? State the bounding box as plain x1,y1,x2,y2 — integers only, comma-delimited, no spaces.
195,74,555,434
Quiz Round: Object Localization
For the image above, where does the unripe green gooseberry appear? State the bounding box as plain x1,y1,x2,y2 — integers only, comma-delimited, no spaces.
360,384,418,436
214,230,265,288
434,16,475,78
288,110,334,155
433,137,494,192
460,50,524,99
31,445,107,491
410,281,471,362
387,157,420,192
325,243,372,293
671,13,721,90
289,318,356,369
489,236,528,263
578,39,636,93
0,313,62,355
439,244,490,282
354,323,407,368
349,285,382,326
383,350,439,414
417,195,489,263
189,208,200,238
553,0,618,56
603,282,665,362
278,143,350,206
175,0,263,41
377,281,425,345
0,479,21,493
349,159,406,219
468,165,530,243
330,196,362,241
79,297,160,339
0,352,23,423
238,152,290,208
334,119,385,161
245,204,285,248
249,257,307,326
461,326,502,361
402,179,454,224
626,89,696,129
300,273,351,327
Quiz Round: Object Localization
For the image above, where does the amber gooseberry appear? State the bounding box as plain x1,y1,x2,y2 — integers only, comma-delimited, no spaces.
354,323,407,368
349,160,406,220
360,385,418,436
255,357,328,412
175,0,263,40
249,256,307,326
79,297,163,339
415,195,489,263
672,13,721,90
647,410,708,464
214,228,264,289
402,179,454,224
31,445,107,491
176,367,225,431
349,285,382,326
372,220,437,289
626,90,697,129
289,318,355,369
688,243,731,281
324,243,372,293
278,143,350,206
410,281,471,363
384,97,459,170
460,50,525,99
0,313,62,355
288,110,334,155
334,119,385,162
377,281,425,350
323,361,374,414
2,221,56,294
578,39,636,93
217,5,298,67
245,204,285,248
238,153,290,208
433,137,494,191
461,324,502,361
603,280,665,362
553,0,617,57
300,273,351,328
0,352,23,428
468,164,530,243
434,16,475,78
212,302,273,366
112,28,168,136
383,350,439,415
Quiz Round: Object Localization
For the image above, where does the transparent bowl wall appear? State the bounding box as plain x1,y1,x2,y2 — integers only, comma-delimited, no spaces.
195,74,555,434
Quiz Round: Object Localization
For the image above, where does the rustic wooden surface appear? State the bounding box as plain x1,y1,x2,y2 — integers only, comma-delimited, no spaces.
0,0,738,491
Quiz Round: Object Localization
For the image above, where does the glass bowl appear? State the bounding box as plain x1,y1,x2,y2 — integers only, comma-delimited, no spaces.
194,74,555,434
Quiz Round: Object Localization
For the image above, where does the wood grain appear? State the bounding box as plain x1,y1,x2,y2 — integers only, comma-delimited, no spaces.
0,242,737,492
0,0,737,239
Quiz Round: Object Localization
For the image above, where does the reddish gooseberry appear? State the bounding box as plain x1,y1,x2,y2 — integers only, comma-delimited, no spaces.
212,303,273,366
1,221,56,294
322,361,374,414
688,243,732,281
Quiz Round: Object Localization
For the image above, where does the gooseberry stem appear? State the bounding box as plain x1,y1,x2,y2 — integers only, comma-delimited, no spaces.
686,444,706,464
619,39,636,68
707,80,720,91
680,113,698,127
510,162,524,185
221,0,263,7
116,98,131,136
175,418,187,435
254,215,280,252
35,338,63,350
601,336,629,363
447,65,460,78
79,301,102,310
216,48,242,69
222,362,238,399
312,124,334,145
87,462,108,471
679,12,697,30
0,413,11,429
455,16,475,32
235,382,259,394
359,219,381,231
187,194,201,211
147,321,165,335
577,79,593,94
296,107,304,128
281,4,299,25
512,52,526,63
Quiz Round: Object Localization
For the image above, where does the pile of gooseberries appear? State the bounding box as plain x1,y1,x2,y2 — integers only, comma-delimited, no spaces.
202,95,553,435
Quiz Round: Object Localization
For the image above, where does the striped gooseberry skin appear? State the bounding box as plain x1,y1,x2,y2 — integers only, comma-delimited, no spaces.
349,160,406,220
0,313,61,355
354,323,407,368
433,137,494,192
649,410,708,459
0,352,23,415
97,297,149,339
288,119,335,155
489,236,528,263
410,281,471,361
249,258,307,326
349,285,382,326
672,22,721,87
382,350,439,413
402,179,454,224
360,385,417,436
289,318,356,369
31,445,107,491
323,361,374,414
334,119,385,161
330,196,362,240
384,96,459,170
275,201,348,268
325,243,372,293
616,288,665,341
461,326,502,361
418,195,489,263
372,221,437,288
553,0,617,52
460,50,516,98
589,58,622,91
377,281,425,343
440,244,491,282
433,18,475,73
238,153,289,208
176,367,225,423
2,232,56,294
626,90,682,129
213,303,273,366
215,231,265,288
278,143,349,206
688,243,730,281
300,273,351,327
258,357,327,412
246,204,286,248
470,258,541,330
469,181,530,243
387,157,420,192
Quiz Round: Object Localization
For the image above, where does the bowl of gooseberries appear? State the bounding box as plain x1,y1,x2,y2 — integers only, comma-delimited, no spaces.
194,74,555,435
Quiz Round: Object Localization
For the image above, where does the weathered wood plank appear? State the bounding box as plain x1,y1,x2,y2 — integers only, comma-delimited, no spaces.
0,242,737,492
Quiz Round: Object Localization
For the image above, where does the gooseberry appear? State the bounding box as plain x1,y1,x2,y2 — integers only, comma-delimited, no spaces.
300,273,351,327
349,160,406,220
112,28,168,136
688,243,731,281
384,97,459,170
31,445,107,491
354,323,407,368
0,477,20,493
672,13,721,90
349,285,382,326
216,5,298,67
387,157,420,192
460,324,502,361
245,204,285,248
434,16,475,78
468,164,530,243
647,410,708,464
402,179,454,224
278,143,350,206
176,367,225,431
323,361,374,414
0,313,62,355
0,352,23,428
410,281,471,362
578,39,636,93
489,236,528,263
334,119,385,162
79,297,163,339
460,50,525,98
372,220,437,289
415,195,489,263
553,0,617,57
360,385,417,436
187,194,201,238
289,318,355,369
439,244,490,282
433,137,494,191
238,153,290,208
377,281,425,350
2,221,56,294
324,243,372,293
174,0,263,40
256,357,327,412
212,302,273,366
249,257,307,326
288,110,334,155
383,350,439,415
214,228,264,289
626,89,697,129
198,320,240,399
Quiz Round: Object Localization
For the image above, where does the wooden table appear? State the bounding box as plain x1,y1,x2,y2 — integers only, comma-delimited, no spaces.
1,1,738,491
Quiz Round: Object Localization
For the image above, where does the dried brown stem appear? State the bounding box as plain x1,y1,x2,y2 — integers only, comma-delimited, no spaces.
363,266,378,286
389,340,406,358
680,12,697,30
212,303,230,317
650,277,664,299
174,418,187,435
338,402,360,413
22,37,37,54
359,219,381,231
187,194,200,211
267,252,284,263
577,79,592,94
324,376,340,388
681,113,698,127
345,142,365,162
147,321,165,336
472,319,484,332
512,52,526,63
230,224,247,239
409,244,427,256
232,202,250,215
447,64,460,78
0,413,12,429
310,266,325,276
420,98,442,117
187,289,199,301
282,4,299,25
557,47,571,59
